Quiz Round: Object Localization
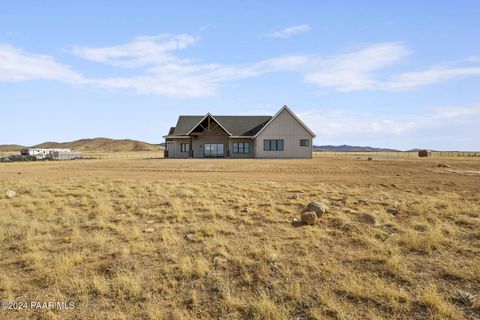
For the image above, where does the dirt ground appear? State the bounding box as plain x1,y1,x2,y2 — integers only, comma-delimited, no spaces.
1,156,479,191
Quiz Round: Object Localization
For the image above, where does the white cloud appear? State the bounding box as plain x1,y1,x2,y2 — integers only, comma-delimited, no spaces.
298,103,480,139
0,44,85,83
72,34,198,68
263,24,311,38
304,43,409,91
2,35,480,97
384,67,480,90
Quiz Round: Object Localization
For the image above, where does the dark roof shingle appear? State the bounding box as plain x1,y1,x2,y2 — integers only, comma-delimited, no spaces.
172,115,272,136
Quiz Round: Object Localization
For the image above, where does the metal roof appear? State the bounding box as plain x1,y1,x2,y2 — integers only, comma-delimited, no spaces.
171,115,272,136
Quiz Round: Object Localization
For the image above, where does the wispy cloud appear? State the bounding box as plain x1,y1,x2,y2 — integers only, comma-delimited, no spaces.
298,103,480,148
1,36,480,97
262,24,311,38
304,42,409,91
0,44,85,83
72,34,198,68
384,67,480,90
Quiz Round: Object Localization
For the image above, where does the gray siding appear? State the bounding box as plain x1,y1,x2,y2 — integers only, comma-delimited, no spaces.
191,135,229,158
254,109,313,159
229,139,254,158
166,139,190,158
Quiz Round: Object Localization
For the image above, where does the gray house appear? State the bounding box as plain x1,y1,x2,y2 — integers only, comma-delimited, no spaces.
163,105,315,159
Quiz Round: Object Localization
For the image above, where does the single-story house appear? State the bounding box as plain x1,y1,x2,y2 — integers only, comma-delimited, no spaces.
163,105,315,159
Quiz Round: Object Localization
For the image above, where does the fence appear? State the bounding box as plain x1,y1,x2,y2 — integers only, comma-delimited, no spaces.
0,151,165,160
313,151,480,158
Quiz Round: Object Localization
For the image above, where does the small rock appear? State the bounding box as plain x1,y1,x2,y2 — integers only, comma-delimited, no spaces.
185,233,195,241
145,220,154,224
305,201,328,217
292,218,299,222
438,163,451,168
387,208,400,216
451,289,475,306
301,211,317,225
241,207,253,213
356,212,377,225
290,193,300,199
143,228,155,233
367,157,373,161
5,190,16,199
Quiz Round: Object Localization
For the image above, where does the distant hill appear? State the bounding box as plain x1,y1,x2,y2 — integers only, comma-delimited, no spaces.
0,144,26,151
34,138,163,152
314,145,401,152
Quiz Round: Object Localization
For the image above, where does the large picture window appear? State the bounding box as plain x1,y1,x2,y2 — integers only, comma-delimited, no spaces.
180,143,189,152
233,142,250,154
263,139,284,151
204,144,225,157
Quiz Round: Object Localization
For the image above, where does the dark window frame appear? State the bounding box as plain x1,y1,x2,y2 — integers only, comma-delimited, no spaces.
300,139,310,147
263,139,284,151
233,142,250,154
180,143,189,153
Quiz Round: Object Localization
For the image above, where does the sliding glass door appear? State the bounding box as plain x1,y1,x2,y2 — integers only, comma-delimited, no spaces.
204,144,225,157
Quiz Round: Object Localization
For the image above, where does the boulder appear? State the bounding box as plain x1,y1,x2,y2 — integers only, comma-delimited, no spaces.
301,211,317,225
305,201,327,217
5,190,16,199
356,212,377,225
387,208,400,216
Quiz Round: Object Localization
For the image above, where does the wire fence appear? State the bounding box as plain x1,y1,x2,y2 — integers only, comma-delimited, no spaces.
313,151,480,158
1,150,479,160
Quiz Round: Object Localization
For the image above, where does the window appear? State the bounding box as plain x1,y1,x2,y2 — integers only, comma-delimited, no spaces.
180,143,189,152
263,139,284,151
300,139,310,146
204,144,225,157
233,142,250,154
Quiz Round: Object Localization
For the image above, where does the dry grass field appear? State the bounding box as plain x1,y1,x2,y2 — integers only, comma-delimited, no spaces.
0,156,479,319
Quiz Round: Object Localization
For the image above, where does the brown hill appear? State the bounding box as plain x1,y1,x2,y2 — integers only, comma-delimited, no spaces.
34,138,163,152
0,144,26,151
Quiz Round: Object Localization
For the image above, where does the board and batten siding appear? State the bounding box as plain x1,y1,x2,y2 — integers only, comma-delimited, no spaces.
254,109,313,159
166,139,190,158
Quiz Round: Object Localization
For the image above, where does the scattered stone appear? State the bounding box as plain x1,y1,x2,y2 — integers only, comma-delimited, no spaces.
305,201,328,217
241,207,253,213
387,208,400,216
367,157,373,161
356,212,377,225
145,220,154,224
185,233,195,241
5,190,16,199
290,193,300,199
301,211,317,225
451,289,475,306
268,253,278,263
438,163,451,168
143,228,155,233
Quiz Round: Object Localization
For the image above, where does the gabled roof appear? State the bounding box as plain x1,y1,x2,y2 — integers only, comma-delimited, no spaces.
171,115,272,136
253,105,316,138
166,105,314,138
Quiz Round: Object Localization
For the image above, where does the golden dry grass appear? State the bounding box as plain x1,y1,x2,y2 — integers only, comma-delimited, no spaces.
0,156,479,319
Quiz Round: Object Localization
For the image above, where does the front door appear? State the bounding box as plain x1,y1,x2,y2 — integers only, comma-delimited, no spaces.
204,144,225,157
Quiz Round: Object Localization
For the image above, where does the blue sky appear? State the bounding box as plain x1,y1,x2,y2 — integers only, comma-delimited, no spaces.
1,1,480,150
